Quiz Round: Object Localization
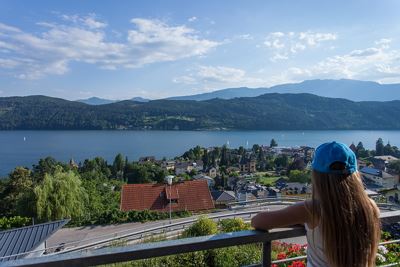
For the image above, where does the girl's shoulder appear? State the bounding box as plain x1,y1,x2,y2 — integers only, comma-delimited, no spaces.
303,199,320,229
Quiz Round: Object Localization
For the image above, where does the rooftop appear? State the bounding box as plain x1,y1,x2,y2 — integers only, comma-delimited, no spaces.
120,180,214,212
0,219,69,262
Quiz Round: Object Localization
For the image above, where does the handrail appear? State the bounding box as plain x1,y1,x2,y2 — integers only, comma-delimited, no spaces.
3,210,400,267
2,228,306,267
3,197,396,261
0,204,289,260
56,202,295,254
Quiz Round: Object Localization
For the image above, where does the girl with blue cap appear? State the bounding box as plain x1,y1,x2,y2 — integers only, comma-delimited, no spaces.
251,141,380,267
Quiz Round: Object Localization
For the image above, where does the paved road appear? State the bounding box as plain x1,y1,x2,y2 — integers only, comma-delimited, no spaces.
47,204,309,252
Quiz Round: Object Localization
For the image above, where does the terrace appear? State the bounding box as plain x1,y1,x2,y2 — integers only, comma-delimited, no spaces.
3,209,400,267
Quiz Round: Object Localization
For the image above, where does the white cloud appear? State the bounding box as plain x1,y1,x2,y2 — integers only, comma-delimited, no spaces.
271,39,400,84
188,16,197,22
126,18,219,66
375,38,391,47
172,75,197,84
264,31,337,61
60,13,107,29
0,15,219,79
235,34,253,40
298,32,336,46
0,23,20,33
197,66,247,83
174,65,265,87
0,58,20,68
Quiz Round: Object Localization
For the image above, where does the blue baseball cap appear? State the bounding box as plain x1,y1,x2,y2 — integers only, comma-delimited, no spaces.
312,141,357,174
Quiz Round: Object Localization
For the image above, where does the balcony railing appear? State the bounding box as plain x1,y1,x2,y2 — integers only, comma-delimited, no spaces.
3,210,400,267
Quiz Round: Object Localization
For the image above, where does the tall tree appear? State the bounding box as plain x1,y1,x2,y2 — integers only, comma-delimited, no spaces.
252,144,260,153
376,138,384,156
80,157,111,177
220,145,229,167
112,153,126,179
384,142,395,156
356,141,365,151
1,167,33,216
238,146,245,156
274,154,289,168
270,139,278,148
32,157,64,182
356,142,369,158
202,149,210,168
34,167,87,221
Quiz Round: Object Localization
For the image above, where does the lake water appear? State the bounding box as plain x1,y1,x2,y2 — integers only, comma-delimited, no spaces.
1,130,400,176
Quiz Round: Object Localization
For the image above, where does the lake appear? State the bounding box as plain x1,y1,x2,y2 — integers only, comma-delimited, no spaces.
1,130,400,176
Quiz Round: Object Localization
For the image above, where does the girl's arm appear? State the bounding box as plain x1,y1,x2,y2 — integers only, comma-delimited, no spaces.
251,201,311,231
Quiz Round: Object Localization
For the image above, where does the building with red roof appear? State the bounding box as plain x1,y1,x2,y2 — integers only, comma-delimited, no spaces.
120,180,215,212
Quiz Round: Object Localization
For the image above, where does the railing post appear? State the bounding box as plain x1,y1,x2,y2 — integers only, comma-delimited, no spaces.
262,241,271,267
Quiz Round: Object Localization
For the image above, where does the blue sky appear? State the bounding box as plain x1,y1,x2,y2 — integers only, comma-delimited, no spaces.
1,0,400,100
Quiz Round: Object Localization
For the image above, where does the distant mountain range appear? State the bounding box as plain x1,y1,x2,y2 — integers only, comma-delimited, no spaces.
77,97,115,105
76,79,400,104
167,79,400,101
1,93,400,130
78,96,150,105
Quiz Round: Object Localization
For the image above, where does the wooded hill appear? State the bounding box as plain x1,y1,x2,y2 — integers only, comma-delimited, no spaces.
0,93,399,130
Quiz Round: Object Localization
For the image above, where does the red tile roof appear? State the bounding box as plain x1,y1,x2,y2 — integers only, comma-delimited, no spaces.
120,180,215,212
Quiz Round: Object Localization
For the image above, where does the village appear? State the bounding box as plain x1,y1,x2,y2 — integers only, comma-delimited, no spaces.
1,141,400,265
120,142,400,215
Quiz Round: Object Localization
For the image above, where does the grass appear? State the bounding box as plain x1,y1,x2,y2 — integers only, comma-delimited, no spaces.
257,176,282,186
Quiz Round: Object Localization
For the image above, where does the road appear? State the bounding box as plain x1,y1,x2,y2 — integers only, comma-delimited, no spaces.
47,204,307,252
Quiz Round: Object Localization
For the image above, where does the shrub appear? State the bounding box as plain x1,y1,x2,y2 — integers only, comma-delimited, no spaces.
0,216,31,230
218,218,251,233
182,216,218,237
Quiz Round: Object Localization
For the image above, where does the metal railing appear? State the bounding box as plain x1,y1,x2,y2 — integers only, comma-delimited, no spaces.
3,210,400,267
0,204,289,261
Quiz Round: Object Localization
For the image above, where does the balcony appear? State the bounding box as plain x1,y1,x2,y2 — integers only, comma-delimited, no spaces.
3,210,400,267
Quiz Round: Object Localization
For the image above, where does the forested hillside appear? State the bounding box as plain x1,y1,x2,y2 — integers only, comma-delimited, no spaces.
0,94,400,130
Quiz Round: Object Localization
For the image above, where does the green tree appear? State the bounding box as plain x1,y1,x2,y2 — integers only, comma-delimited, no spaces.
182,216,218,237
257,148,266,162
388,160,400,174
202,149,210,168
270,138,278,148
183,146,204,160
34,167,87,221
376,138,384,156
252,144,260,153
238,146,245,156
0,216,31,230
288,170,311,183
80,157,111,178
384,142,395,156
218,218,251,233
32,157,65,182
112,153,126,179
288,157,306,171
356,141,369,158
356,141,365,151
274,154,289,168
1,167,33,216
127,164,150,183
80,176,122,223
220,145,229,167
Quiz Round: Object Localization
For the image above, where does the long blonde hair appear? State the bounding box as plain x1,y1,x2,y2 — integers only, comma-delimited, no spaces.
311,168,380,267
